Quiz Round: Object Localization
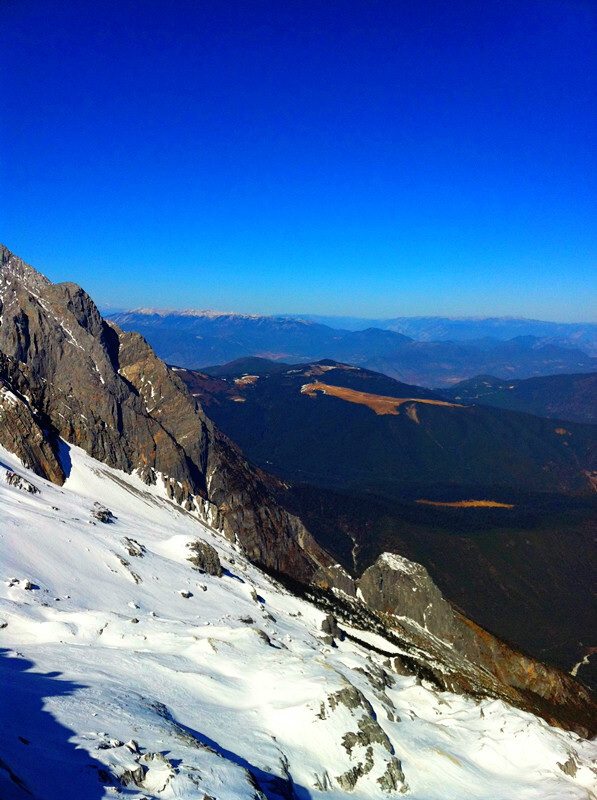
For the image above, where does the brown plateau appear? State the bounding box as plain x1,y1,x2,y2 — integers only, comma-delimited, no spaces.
301,381,462,415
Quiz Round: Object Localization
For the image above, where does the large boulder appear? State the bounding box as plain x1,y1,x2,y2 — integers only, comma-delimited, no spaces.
186,540,223,576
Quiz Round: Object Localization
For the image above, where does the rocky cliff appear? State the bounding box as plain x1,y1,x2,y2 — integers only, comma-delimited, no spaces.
0,245,331,581
356,553,597,737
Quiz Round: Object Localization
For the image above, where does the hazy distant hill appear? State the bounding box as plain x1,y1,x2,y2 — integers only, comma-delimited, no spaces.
442,372,597,425
108,309,597,387
296,314,597,353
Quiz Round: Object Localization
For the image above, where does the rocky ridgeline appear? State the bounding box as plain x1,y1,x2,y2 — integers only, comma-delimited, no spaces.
313,554,597,737
0,245,331,582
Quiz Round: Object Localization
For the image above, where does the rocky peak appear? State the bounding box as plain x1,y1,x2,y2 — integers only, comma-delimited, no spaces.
358,552,458,637
1,244,51,296
357,551,597,737
0,246,332,582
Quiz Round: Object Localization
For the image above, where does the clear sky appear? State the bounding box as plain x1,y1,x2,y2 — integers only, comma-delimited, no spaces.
2,0,596,320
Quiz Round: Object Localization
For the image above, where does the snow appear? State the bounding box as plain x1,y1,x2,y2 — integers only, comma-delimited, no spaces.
123,307,263,320
0,387,20,406
0,443,596,799
378,552,421,576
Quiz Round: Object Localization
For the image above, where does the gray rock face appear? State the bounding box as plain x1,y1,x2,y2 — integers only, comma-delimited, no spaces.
0,245,333,582
0,360,65,484
377,757,407,793
187,540,223,576
358,552,460,640
357,551,597,738
311,564,357,597
321,613,345,641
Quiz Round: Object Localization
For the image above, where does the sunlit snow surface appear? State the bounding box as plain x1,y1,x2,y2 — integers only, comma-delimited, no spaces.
1,443,596,799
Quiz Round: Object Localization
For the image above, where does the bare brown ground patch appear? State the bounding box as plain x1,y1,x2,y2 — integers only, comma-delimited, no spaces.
416,499,515,508
234,375,260,386
302,364,357,377
300,381,462,415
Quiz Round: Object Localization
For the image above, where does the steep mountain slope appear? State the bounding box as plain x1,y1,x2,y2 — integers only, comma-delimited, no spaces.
107,309,597,387
283,483,597,693
176,359,597,689
0,245,330,581
2,444,597,799
442,372,597,425
177,360,597,496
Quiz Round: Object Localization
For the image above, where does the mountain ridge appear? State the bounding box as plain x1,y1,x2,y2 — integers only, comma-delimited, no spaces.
176,358,597,497
0,244,331,581
107,308,597,387
442,371,597,425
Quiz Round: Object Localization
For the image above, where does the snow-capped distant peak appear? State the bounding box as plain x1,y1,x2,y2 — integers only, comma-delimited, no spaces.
123,307,264,320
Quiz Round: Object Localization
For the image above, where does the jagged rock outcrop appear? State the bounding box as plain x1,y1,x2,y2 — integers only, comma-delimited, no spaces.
358,552,457,635
323,681,408,794
187,539,223,576
321,613,345,641
0,245,332,581
311,563,357,597
358,551,597,737
5,470,39,494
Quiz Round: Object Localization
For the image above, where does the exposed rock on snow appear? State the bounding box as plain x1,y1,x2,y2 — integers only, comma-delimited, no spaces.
322,612,345,641
92,503,115,523
122,536,145,557
5,470,39,494
187,539,223,576
326,681,407,793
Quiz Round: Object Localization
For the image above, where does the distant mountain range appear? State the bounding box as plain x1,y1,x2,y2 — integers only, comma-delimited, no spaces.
107,309,597,387
292,314,597,351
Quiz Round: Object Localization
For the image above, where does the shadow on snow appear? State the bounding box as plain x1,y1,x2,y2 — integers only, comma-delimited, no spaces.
0,649,130,799
163,707,313,800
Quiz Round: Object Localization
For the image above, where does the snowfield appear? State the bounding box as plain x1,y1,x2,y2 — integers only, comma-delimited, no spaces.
0,442,596,799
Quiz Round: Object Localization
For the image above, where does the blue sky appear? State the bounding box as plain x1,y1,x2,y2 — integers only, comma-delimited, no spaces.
2,0,596,320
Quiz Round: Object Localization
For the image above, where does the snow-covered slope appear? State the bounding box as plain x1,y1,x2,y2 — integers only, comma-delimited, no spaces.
1,443,596,800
